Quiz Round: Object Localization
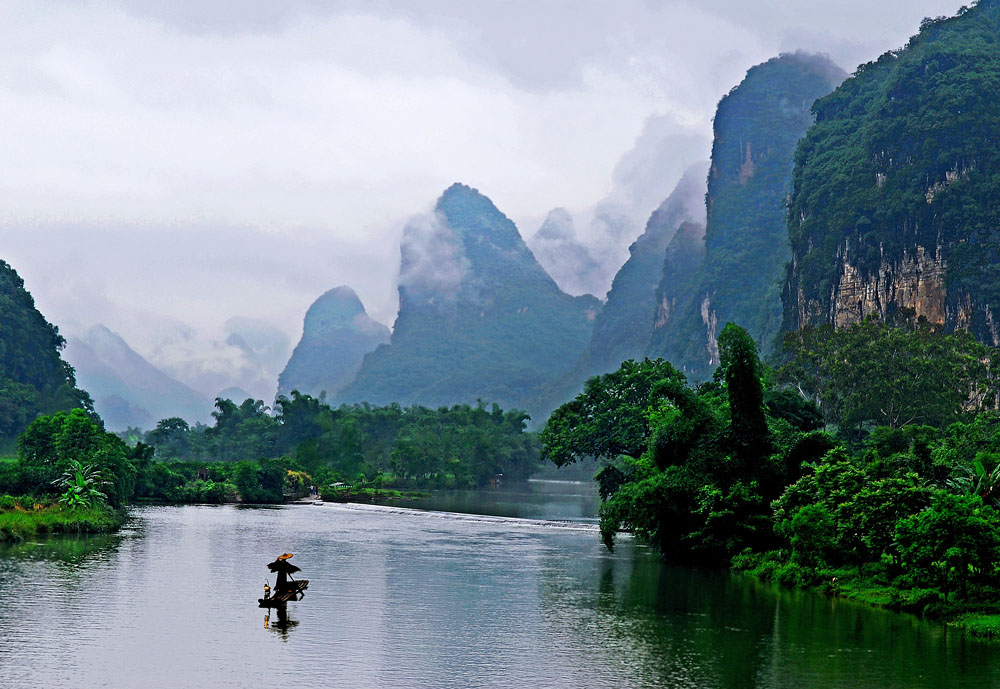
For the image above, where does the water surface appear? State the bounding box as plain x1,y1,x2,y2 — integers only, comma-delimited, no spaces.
1,488,997,688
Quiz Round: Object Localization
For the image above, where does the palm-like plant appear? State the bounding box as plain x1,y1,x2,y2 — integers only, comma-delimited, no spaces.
947,455,1000,506
52,459,109,509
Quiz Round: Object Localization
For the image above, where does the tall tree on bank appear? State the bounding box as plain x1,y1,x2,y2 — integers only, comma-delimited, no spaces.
718,324,770,462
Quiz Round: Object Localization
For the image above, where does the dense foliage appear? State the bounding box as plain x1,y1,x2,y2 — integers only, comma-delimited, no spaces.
779,316,995,434
0,409,141,508
0,261,94,445
648,53,844,378
140,393,539,491
784,1,1000,339
545,320,1000,617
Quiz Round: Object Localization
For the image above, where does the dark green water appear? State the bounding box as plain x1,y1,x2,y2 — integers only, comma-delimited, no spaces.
0,483,997,688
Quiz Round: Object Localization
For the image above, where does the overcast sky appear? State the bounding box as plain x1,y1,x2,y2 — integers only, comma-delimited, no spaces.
0,0,962,398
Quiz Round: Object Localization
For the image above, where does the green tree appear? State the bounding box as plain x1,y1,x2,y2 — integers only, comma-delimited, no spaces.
718,323,770,461
789,503,835,571
17,409,135,506
540,359,687,467
780,318,993,433
896,491,1000,601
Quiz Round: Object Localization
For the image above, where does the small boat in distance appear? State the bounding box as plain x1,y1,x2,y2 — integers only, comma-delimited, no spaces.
259,553,309,608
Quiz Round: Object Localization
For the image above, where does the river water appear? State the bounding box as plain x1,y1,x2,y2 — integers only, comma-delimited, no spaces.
1,480,998,688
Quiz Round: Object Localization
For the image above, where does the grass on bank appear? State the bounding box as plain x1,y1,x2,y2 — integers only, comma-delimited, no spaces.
733,550,1000,639
0,497,125,543
321,484,429,503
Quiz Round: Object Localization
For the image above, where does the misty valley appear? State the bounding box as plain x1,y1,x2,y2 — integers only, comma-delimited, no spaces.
6,2,1000,687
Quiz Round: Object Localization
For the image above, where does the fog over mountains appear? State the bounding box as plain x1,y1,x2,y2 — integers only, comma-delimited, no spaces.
5,2,988,432
1,0,960,414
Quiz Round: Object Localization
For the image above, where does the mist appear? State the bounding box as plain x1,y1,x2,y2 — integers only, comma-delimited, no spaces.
0,0,964,395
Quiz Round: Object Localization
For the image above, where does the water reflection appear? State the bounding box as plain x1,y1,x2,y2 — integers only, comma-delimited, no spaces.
539,541,1000,689
0,531,124,566
3,499,1000,688
264,604,299,641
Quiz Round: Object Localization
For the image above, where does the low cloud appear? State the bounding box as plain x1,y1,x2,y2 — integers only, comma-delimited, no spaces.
147,324,277,403
0,0,964,383
397,211,470,305
530,116,710,298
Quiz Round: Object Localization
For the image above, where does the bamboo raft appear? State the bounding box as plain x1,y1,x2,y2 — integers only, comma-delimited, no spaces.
258,553,309,608
259,579,308,607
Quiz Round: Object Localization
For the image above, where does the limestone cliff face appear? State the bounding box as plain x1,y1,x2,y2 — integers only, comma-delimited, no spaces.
791,237,1000,344
818,244,947,329
783,2,1000,345
645,52,844,378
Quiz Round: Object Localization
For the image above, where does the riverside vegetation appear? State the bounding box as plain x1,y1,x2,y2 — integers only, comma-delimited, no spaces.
542,319,1000,637
0,395,540,539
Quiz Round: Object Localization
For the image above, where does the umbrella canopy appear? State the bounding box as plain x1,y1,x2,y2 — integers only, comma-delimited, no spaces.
267,554,301,574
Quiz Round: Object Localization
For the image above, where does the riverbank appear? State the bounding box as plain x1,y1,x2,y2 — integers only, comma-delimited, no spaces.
321,485,430,503
733,551,1000,640
0,500,126,543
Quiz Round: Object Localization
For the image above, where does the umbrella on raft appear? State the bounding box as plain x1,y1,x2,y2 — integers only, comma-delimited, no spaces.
259,553,309,607
267,553,301,575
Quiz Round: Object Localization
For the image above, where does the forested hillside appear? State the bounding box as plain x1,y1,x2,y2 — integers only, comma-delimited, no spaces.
338,183,600,418
0,261,93,445
784,1,1000,341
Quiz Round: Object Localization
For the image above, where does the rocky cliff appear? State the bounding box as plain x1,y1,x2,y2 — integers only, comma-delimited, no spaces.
646,52,845,377
784,2,1000,342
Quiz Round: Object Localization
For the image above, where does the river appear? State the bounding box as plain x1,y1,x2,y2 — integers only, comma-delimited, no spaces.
1,480,997,688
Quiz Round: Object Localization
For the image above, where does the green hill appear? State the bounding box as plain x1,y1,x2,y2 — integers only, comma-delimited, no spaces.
278,286,390,400
337,183,600,418
0,260,93,443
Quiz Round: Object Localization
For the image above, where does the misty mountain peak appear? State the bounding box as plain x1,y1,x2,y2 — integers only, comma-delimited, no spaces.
339,186,600,416
277,286,391,399
85,323,130,354
303,286,369,333
536,208,575,241
435,182,525,252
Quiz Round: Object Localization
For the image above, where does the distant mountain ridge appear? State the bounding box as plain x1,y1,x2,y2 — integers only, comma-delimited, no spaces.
64,324,211,431
277,54,849,419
